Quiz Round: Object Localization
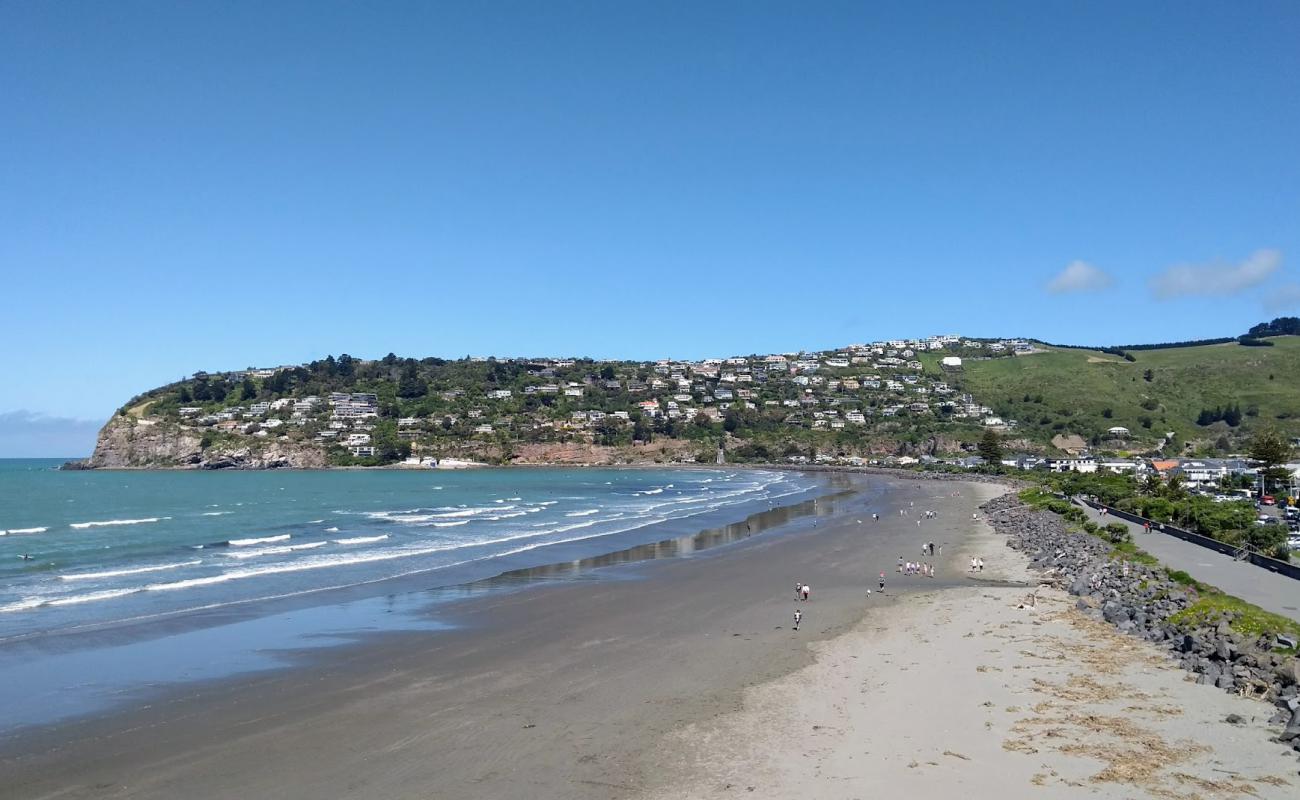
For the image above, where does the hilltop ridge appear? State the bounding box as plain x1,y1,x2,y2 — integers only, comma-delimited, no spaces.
82,321,1300,469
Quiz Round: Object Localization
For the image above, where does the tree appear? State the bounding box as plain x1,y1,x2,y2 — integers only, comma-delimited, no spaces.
1222,403,1243,427
1143,369,1153,382
1248,428,1293,495
397,362,427,399
1161,473,1187,501
240,377,258,401
632,417,652,443
977,429,1003,466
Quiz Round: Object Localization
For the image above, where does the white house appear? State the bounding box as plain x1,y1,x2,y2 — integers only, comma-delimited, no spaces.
1107,426,1131,437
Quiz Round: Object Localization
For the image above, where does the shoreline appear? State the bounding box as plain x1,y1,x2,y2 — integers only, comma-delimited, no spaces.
0,472,987,799
0,469,844,731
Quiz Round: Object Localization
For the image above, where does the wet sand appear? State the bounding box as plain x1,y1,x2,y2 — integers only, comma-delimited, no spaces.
0,474,993,800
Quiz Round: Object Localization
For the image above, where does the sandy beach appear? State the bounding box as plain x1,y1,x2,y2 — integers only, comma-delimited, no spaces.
1,475,1292,800
642,488,1296,800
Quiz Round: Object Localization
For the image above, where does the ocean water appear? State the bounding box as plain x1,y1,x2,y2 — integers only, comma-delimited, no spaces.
0,460,819,643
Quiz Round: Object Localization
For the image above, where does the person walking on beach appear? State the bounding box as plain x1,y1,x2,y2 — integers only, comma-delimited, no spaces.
795,581,802,601
878,573,886,593
897,556,903,573
801,583,811,601
793,608,802,630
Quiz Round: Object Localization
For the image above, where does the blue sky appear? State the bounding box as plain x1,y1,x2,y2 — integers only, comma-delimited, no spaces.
2,1,1298,455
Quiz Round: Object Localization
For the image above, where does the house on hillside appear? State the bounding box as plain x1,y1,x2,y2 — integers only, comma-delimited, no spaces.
1097,458,1143,474
1150,459,1180,477
1106,426,1131,437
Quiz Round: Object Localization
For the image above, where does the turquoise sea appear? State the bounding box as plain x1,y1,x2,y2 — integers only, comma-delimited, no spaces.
0,459,824,730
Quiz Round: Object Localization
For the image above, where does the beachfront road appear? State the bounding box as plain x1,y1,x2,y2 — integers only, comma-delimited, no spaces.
1076,503,1300,624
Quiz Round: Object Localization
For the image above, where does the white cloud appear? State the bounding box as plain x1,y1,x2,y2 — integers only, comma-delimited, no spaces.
1263,283,1300,312
0,410,104,458
1149,249,1281,299
1046,261,1114,294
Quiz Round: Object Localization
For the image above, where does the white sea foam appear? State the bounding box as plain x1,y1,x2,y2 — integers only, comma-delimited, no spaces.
307,519,325,524
334,535,389,545
228,534,291,547
200,511,232,517
325,527,340,532
367,505,507,523
146,574,236,591
69,517,169,529
0,597,50,613
428,520,470,527
565,509,600,517
61,560,201,581
0,527,48,536
223,542,327,559
47,587,140,607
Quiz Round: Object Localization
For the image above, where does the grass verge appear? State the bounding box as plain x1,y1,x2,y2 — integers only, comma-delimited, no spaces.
1169,592,1300,649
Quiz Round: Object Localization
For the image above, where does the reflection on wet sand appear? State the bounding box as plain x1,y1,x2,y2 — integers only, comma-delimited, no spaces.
431,489,852,598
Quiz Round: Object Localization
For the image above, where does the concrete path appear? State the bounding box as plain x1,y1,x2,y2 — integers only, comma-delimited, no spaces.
1077,503,1300,625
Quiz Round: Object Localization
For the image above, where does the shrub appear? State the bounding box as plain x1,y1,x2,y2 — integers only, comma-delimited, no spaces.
1103,522,1131,544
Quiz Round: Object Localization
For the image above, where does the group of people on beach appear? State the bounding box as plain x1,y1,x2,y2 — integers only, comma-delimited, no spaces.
792,582,812,630
790,495,973,631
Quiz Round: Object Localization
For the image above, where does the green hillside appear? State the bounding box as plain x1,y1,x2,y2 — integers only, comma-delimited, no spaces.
90,326,1300,469
949,337,1300,452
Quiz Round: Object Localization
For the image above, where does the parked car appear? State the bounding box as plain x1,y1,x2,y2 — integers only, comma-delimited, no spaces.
1261,495,1276,505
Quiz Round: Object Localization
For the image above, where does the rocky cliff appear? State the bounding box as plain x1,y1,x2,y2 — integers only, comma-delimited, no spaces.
83,416,329,469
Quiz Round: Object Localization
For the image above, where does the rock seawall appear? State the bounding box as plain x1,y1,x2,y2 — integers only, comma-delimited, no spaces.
981,492,1300,754
83,416,328,469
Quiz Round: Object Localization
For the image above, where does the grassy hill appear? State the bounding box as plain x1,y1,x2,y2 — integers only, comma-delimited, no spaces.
947,337,1300,453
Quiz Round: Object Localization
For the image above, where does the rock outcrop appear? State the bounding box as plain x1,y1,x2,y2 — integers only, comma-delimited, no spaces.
83,415,327,469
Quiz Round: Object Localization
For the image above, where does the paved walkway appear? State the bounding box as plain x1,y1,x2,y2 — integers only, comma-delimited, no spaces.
1077,503,1300,625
